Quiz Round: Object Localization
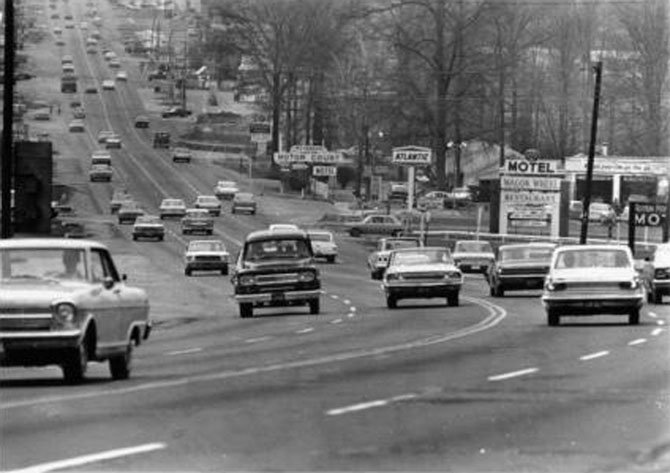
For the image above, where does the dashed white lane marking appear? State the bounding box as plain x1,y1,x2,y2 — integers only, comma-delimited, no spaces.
487,368,538,382
657,320,666,326
580,351,610,361
245,337,271,344
296,328,314,334
347,313,355,318
330,319,343,324
330,294,339,300
628,338,647,346
343,299,351,305
326,393,417,416
652,328,664,336
166,348,202,356
349,307,357,312
6,443,166,473
648,312,658,318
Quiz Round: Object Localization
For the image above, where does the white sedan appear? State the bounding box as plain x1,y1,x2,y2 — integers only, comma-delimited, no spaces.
115,70,128,81
307,230,338,263
101,79,115,90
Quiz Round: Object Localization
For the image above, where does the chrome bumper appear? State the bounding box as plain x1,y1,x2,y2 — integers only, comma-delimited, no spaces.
235,289,322,304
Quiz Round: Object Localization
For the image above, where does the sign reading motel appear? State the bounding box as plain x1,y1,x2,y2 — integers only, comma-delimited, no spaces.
503,159,560,174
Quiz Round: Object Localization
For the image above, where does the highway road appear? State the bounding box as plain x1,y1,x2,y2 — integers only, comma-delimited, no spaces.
1,1,670,472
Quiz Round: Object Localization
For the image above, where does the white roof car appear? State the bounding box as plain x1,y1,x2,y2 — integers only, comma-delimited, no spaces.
132,215,165,241
452,240,495,273
115,70,128,81
269,224,301,232
184,240,230,276
194,195,222,216
101,79,115,90
68,120,85,132
214,180,239,199
97,130,115,143
159,198,187,218
307,230,338,263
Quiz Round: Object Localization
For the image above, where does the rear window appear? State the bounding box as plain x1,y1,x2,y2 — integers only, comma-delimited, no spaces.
245,238,311,261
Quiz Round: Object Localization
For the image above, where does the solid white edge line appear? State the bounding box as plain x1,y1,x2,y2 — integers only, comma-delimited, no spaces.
296,328,314,334
580,350,610,361
651,328,664,336
628,338,647,346
166,348,202,356
245,336,271,344
6,443,166,473
487,368,538,382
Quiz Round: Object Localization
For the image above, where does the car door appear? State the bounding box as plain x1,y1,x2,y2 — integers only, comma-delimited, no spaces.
88,249,125,353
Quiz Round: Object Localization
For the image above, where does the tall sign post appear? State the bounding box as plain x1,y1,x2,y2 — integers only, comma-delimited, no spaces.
391,146,432,212
273,146,344,199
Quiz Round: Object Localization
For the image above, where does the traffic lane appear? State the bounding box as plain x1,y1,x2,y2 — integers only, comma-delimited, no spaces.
0,296,503,471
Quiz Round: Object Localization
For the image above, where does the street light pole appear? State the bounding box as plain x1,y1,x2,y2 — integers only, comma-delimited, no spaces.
2,0,16,238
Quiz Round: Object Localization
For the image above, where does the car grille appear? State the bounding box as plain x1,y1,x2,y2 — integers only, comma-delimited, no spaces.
0,308,52,331
557,281,634,295
655,268,670,279
256,273,299,285
500,267,548,275
195,255,221,262
402,272,445,280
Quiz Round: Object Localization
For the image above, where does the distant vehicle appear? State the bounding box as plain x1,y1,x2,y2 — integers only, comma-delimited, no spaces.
214,180,239,200
68,119,85,132
162,106,192,118
97,130,115,143
588,202,615,223
367,237,422,280
388,183,408,203
569,200,583,220
348,214,403,238
307,230,338,263
56,38,66,46
61,54,73,65
110,191,133,214
53,26,62,35
486,242,556,297
84,85,98,94
61,75,77,93
417,190,449,210
383,247,463,308
445,186,473,205
147,70,167,80
89,163,113,182
32,109,51,121
90,150,111,166
152,131,170,148
109,59,121,69
134,115,150,128
117,202,145,225
269,224,300,232
184,240,230,276
159,198,187,219
231,192,256,214
172,147,192,163
452,240,495,273
232,229,320,318
101,79,115,90
105,134,122,149
72,107,85,119
115,70,128,81
641,243,670,304
0,239,151,383
132,215,165,241
181,208,214,235
194,195,222,216
542,244,643,326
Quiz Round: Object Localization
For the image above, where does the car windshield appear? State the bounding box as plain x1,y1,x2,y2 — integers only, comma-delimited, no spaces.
455,241,493,253
0,248,87,282
555,248,630,269
236,193,253,201
163,199,184,207
391,249,453,266
245,238,311,261
500,246,553,262
198,197,219,205
189,241,224,252
309,233,332,242
387,240,420,250
218,181,236,188
187,210,209,218
136,216,159,224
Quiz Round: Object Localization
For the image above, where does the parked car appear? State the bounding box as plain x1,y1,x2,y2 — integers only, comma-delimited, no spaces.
162,106,192,118
194,195,222,216
33,109,51,120
452,240,495,273
417,191,449,210
184,240,230,276
172,147,192,163
0,238,151,383
641,243,670,304
181,208,214,235
569,200,583,220
214,180,239,200
231,229,321,318
445,187,473,206
367,236,422,280
231,192,257,214
68,119,85,132
542,244,643,326
117,201,144,224
159,198,187,219
383,247,463,308
307,230,338,263
588,202,615,222
132,215,165,241
134,115,150,128
486,242,556,297
89,163,113,182
348,214,403,238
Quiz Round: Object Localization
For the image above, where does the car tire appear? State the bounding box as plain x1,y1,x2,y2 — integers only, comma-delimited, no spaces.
109,342,133,380
653,290,663,304
185,267,192,276
132,235,137,240
62,338,88,384
386,294,398,309
251,210,256,215
447,293,459,307
547,309,560,326
629,309,640,325
392,230,402,237
239,303,253,318
494,285,504,297
309,298,320,315
207,230,213,235
221,265,228,276
326,256,336,264
158,235,164,241
231,208,236,214
350,228,362,238
489,285,495,297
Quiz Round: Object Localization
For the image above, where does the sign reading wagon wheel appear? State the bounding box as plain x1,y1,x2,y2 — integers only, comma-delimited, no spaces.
391,146,432,211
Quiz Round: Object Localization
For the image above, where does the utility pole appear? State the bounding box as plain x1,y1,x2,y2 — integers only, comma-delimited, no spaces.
181,33,187,110
2,0,16,238
579,61,603,245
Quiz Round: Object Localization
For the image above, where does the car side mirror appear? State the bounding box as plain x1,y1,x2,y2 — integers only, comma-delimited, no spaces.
103,276,115,290
121,274,127,282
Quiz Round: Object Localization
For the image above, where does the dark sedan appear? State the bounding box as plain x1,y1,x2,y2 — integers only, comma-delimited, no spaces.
486,242,556,297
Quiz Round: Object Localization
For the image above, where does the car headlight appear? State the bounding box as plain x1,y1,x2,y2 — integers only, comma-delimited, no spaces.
385,273,400,281
545,279,566,291
53,303,76,326
186,255,195,262
239,274,255,286
446,271,462,279
298,271,315,282
620,279,639,290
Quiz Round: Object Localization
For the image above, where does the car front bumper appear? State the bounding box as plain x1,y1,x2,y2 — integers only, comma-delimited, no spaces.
235,289,322,305
186,261,228,270
0,329,83,365
384,282,461,297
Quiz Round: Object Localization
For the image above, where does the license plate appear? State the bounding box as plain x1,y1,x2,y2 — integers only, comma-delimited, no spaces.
271,292,285,302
